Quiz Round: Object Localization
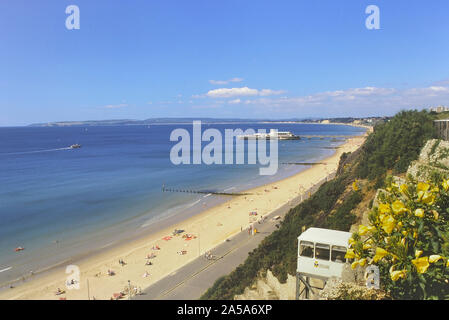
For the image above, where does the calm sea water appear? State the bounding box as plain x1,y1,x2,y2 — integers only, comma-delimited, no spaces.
0,123,365,285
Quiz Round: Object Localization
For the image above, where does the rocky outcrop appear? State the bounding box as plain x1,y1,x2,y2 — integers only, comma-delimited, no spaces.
407,139,449,181
234,270,296,300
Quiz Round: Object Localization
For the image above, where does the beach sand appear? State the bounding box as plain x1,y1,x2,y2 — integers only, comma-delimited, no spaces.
0,133,367,300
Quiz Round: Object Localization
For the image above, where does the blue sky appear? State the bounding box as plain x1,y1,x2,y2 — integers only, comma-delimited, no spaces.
1,0,449,126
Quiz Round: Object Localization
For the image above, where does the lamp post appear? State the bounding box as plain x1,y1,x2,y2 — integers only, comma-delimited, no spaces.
198,231,201,257
299,185,305,202
87,279,90,300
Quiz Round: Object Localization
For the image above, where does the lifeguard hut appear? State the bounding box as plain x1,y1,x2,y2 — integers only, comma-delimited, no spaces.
296,227,352,299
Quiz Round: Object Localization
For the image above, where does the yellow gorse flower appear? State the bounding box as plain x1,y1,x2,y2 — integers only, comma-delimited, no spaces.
417,182,430,193
442,179,449,191
431,210,439,220
378,203,391,214
400,184,408,194
415,249,423,258
429,255,443,263
392,200,408,215
358,225,369,236
358,258,367,267
414,208,425,218
363,242,372,250
345,248,355,259
373,247,388,263
412,257,430,273
418,191,435,205
352,181,359,191
390,269,407,281
381,215,395,234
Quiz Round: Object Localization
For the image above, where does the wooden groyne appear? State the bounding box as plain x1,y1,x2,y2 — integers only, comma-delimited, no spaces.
281,162,326,166
162,185,252,196
299,135,349,139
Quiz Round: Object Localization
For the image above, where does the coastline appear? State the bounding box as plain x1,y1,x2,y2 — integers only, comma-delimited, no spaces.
0,131,368,300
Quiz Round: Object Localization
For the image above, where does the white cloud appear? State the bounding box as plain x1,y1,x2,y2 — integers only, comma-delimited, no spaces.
433,79,449,86
238,84,449,116
207,87,258,98
209,78,244,85
259,89,287,96
104,103,128,109
190,82,449,117
206,86,285,98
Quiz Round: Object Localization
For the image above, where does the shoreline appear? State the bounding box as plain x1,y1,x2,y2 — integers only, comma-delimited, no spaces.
0,131,368,300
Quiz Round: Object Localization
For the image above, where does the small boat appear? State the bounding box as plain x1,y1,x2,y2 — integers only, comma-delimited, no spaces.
15,247,25,252
69,144,81,149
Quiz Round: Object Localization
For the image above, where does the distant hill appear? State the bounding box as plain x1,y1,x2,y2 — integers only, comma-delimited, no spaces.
28,117,381,127
28,118,265,127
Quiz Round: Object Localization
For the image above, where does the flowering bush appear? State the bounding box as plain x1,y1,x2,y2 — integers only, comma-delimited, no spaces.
320,278,389,300
347,178,449,299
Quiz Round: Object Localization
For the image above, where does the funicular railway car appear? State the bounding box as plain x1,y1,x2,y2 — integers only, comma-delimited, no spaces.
296,227,352,299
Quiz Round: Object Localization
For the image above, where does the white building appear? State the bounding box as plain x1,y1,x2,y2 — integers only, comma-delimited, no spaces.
429,105,449,113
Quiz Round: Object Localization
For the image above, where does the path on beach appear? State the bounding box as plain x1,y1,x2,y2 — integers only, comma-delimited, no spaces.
134,174,332,300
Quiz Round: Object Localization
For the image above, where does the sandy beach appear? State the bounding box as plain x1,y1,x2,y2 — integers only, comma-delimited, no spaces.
0,132,368,300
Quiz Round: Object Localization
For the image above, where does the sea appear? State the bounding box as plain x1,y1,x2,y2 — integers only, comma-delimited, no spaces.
0,122,366,286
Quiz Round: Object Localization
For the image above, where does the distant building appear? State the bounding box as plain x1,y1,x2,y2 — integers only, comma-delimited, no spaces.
429,105,449,113
434,119,449,140
320,120,330,124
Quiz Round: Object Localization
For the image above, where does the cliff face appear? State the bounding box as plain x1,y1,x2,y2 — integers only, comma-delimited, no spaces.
407,139,449,181
234,270,296,300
